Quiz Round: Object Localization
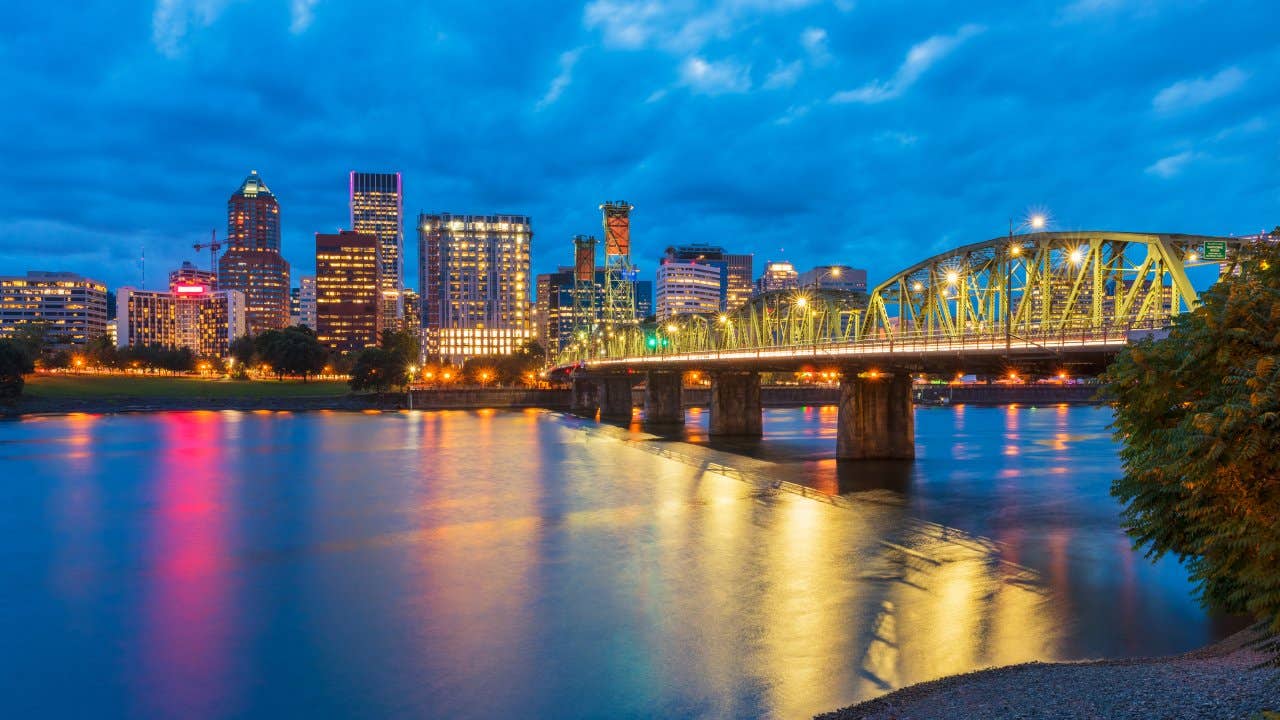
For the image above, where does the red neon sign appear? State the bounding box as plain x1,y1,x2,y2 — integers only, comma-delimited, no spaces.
175,285,207,294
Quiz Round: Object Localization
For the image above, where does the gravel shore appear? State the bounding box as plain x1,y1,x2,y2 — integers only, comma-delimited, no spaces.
818,631,1278,720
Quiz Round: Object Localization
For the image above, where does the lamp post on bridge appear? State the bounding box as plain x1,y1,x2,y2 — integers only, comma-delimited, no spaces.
1006,212,1047,353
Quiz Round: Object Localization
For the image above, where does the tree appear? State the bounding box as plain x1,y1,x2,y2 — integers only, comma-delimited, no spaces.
86,334,119,369
229,334,256,378
349,347,404,393
256,326,327,381
380,328,420,366
1103,241,1280,658
0,339,36,398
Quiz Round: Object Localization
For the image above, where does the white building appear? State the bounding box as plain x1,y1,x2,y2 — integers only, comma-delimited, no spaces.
656,260,723,318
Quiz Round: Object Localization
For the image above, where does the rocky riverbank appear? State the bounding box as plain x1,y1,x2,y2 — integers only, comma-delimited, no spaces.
817,630,1278,720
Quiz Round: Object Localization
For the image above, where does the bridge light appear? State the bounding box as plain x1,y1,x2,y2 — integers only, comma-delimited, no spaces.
912,281,924,292
945,270,959,285
1010,245,1021,257
666,323,678,333
1069,248,1083,264
1187,251,1198,262
1029,213,1046,230
717,314,728,324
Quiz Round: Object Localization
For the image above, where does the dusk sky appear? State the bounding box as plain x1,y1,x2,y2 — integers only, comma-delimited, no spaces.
4,0,1277,292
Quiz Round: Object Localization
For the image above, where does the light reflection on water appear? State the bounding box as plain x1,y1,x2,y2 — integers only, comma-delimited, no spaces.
0,406,1227,719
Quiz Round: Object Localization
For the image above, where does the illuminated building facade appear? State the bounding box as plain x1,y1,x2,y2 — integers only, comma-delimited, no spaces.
169,261,216,292
402,288,421,335
350,171,403,329
219,170,291,335
291,275,317,329
315,230,382,353
755,261,800,294
799,265,868,293
418,213,532,364
0,271,108,348
116,285,245,356
723,253,754,311
657,259,723,318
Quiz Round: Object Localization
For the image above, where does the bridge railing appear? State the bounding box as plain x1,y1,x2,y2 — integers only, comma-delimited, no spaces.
555,319,1172,368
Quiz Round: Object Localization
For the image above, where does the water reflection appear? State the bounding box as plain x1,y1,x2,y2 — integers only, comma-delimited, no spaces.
0,406,1222,720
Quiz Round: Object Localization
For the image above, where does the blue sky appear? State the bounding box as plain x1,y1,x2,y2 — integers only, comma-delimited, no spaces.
2,0,1276,293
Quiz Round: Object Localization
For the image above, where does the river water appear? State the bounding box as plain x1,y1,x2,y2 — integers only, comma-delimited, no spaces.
0,406,1228,719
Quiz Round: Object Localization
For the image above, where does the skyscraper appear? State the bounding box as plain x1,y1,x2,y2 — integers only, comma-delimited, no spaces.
219,170,290,335
756,261,799,294
290,275,317,329
723,253,753,311
315,231,382,353
656,260,723,318
418,213,531,364
350,172,403,330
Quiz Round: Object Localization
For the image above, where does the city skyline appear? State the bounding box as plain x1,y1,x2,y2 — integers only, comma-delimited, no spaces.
3,2,1275,294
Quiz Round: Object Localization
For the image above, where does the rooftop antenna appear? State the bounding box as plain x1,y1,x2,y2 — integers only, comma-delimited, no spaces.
138,243,146,288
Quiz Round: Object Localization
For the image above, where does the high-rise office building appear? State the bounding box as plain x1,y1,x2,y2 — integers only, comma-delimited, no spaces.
315,230,382,353
418,213,532,364
116,285,245,357
290,275,317,329
756,261,799,294
798,265,868,293
402,288,421,335
0,271,108,348
219,170,291,335
350,172,403,330
656,260,723,319
723,253,753,311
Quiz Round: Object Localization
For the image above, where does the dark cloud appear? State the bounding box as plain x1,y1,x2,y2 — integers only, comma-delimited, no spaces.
1,0,1276,292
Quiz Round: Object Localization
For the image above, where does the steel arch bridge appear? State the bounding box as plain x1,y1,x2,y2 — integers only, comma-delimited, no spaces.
554,231,1248,373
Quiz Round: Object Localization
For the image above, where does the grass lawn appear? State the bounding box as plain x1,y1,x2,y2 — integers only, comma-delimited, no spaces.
24,374,351,400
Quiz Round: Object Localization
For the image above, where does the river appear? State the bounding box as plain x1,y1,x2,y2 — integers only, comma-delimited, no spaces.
0,406,1230,719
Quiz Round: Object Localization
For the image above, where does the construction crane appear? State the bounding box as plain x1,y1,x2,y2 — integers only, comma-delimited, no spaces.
193,229,222,284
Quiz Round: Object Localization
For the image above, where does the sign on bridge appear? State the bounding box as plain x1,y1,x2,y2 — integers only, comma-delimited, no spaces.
1201,240,1227,261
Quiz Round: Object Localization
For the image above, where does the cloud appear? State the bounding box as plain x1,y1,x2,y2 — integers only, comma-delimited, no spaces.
290,0,319,34
583,0,821,53
536,48,584,110
1059,0,1156,22
151,0,231,57
763,59,803,89
680,56,752,94
1145,150,1198,178
831,24,984,104
801,27,830,64
1152,66,1248,113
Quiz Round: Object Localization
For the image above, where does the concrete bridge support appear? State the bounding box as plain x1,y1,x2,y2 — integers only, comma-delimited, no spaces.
598,376,636,421
837,373,915,460
643,372,684,424
570,377,599,416
709,371,762,437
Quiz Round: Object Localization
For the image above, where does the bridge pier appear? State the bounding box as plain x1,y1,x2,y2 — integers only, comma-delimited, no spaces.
598,376,636,421
709,370,762,437
570,377,599,417
836,372,915,460
643,372,684,424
